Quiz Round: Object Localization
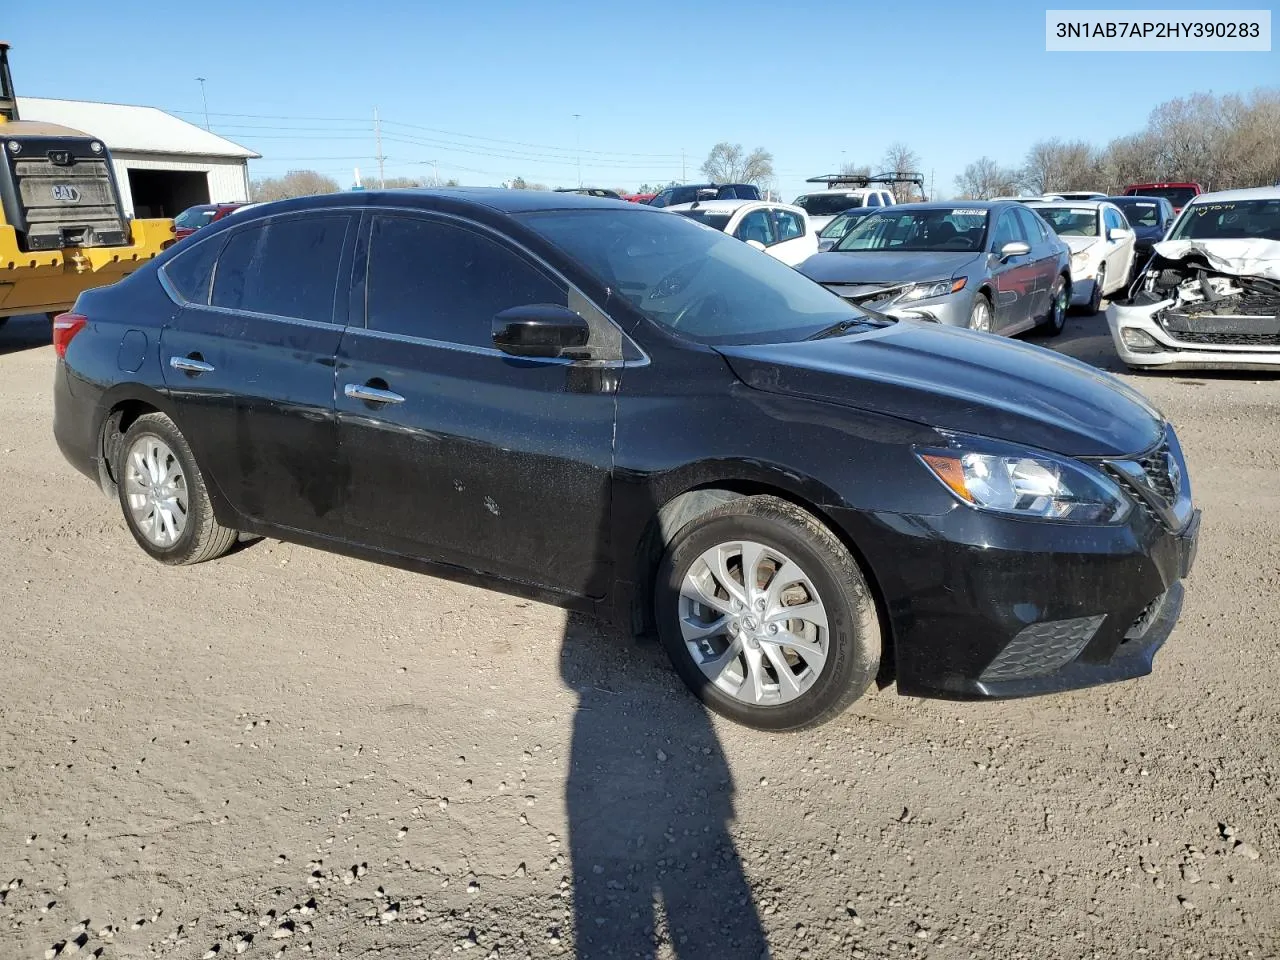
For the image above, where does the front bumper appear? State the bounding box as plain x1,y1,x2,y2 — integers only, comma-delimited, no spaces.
1107,301,1280,371
829,461,1199,700
879,291,973,328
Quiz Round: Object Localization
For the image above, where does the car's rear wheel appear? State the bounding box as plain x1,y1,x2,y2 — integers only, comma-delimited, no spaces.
968,293,993,333
114,412,238,565
1087,264,1106,315
1041,275,1069,335
654,495,880,731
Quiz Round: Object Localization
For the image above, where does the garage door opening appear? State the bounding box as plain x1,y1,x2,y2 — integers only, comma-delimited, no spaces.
127,170,210,218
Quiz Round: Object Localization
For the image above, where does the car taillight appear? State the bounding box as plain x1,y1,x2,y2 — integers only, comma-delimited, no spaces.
53,312,88,359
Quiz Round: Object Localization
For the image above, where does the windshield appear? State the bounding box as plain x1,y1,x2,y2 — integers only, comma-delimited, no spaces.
794,194,864,218
1111,199,1162,227
521,209,873,345
818,209,876,239
671,209,733,232
834,208,988,252
1033,207,1100,237
174,206,218,229
1129,186,1198,207
1168,199,1280,241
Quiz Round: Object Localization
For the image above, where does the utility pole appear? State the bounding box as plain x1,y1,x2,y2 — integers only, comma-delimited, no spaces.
572,114,582,187
681,148,686,182
374,107,385,189
929,168,935,201
196,77,210,130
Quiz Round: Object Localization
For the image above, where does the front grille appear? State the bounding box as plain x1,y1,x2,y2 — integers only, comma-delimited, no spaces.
1105,467,1164,527
1167,330,1280,348
979,614,1106,682
1136,441,1177,503
7,151,128,250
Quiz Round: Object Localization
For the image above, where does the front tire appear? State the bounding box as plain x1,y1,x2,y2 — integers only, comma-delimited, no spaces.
114,412,238,565
1087,264,1106,315
968,293,993,333
1041,275,1068,335
654,495,880,731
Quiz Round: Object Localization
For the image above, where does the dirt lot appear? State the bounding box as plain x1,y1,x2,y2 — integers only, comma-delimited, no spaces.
1,311,1277,960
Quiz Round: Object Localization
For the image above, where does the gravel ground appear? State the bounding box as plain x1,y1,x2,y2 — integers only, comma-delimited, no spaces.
1,311,1276,960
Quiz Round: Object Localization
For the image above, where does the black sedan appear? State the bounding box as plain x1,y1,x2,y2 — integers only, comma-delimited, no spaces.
52,189,1199,730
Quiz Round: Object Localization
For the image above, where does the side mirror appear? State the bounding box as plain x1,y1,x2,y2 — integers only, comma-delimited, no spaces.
745,239,767,251
999,241,1030,260
1108,227,1133,241
818,238,835,252
492,304,590,358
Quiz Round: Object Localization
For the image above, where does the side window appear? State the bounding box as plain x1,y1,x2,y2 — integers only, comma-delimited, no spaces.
866,193,880,207
163,235,224,305
990,210,1025,251
212,216,349,323
733,209,777,246
1013,207,1047,245
773,209,805,241
365,216,565,348
1106,207,1127,232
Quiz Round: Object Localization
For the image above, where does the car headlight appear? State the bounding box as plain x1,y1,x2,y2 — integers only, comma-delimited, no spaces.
917,439,1130,523
1070,245,1097,273
893,277,966,303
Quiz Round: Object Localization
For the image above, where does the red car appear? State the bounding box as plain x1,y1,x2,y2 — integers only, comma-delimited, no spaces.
172,202,246,240
1122,182,1202,214
624,193,656,204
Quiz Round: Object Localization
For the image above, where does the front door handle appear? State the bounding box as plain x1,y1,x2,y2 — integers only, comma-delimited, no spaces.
344,382,405,405
170,355,215,374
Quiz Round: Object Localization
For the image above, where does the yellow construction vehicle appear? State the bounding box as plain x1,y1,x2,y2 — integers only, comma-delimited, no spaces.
0,41,174,324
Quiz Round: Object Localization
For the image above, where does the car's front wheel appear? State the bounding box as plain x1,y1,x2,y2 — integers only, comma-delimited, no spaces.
968,293,993,333
1041,275,1069,335
114,412,238,565
654,496,881,731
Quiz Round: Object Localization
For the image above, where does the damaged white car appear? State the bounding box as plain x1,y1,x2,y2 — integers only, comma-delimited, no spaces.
1107,187,1280,370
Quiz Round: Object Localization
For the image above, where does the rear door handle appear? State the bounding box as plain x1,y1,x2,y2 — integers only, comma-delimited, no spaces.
170,356,215,374
344,383,405,404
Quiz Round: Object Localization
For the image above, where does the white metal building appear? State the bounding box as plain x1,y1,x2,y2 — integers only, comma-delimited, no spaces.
16,96,259,218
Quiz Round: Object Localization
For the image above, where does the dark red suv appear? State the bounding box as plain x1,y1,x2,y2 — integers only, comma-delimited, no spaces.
172,202,247,240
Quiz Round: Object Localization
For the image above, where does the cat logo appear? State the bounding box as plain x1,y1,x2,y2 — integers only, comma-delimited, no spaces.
51,185,81,202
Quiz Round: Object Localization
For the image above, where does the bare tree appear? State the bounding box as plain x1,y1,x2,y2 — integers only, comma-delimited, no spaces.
839,161,872,178
250,170,341,202
1020,139,1099,194
954,157,1021,199
700,142,775,186
880,142,922,201
508,177,550,191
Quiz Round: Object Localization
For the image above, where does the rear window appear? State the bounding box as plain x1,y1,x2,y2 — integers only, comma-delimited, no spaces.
794,194,865,217
1128,186,1197,207
174,206,218,229
672,210,733,232
1112,200,1162,226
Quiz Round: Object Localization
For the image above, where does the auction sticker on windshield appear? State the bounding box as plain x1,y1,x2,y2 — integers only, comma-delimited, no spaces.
951,209,985,216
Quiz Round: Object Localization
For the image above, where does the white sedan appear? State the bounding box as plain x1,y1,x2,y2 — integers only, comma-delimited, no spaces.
663,200,818,266
1025,200,1135,313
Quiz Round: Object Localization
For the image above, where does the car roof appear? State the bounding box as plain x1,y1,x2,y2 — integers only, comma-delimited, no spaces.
873,200,1004,211
664,199,802,215
1186,186,1280,203
796,187,886,196
1023,199,1110,209
234,186,638,219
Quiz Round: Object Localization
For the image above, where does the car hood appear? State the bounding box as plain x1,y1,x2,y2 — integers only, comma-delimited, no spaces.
1152,238,1280,281
1060,236,1099,254
799,251,984,285
1131,225,1165,243
716,321,1163,458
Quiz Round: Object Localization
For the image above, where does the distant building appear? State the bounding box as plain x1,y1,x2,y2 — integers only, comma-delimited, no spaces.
17,96,259,218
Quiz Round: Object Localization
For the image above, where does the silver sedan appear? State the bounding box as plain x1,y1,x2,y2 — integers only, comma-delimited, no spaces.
797,201,1073,337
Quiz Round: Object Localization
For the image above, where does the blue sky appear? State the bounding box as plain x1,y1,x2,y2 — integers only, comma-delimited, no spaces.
7,1,1275,199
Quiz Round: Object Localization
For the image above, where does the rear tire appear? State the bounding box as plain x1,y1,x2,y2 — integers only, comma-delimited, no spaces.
654,495,880,731
114,412,238,565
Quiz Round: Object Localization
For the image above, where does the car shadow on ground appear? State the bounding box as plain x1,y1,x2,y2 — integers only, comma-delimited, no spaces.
0,314,51,356
559,614,770,959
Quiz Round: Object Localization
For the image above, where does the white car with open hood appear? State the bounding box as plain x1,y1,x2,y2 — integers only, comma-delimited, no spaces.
1107,187,1280,371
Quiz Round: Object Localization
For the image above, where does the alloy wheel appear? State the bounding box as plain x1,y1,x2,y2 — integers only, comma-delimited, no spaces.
677,540,830,706
123,435,188,546
970,297,992,332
